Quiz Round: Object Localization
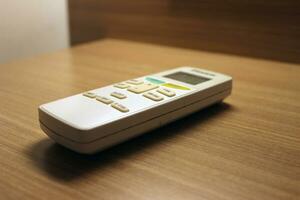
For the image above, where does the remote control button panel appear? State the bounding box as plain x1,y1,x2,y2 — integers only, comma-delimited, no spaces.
82,77,187,113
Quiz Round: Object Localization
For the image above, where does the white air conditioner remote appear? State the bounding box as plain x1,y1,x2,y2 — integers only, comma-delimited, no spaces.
39,67,232,154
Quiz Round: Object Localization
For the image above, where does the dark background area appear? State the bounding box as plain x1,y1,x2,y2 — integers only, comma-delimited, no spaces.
69,0,300,63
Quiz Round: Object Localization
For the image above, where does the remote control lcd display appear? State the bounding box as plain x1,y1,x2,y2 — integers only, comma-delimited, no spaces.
164,72,210,85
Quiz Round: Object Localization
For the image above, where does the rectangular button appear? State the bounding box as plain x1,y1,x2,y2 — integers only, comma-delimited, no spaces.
157,88,176,97
114,83,129,89
126,79,144,85
96,96,113,104
111,103,129,112
83,92,97,98
111,92,127,99
143,92,164,101
127,83,158,94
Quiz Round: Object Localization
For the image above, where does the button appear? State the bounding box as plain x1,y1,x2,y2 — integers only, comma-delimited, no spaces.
157,88,176,97
83,92,97,98
96,96,113,104
143,92,164,101
162,83,190,90
111,103,129,112
126,79,144,85
145,77,165,84
127,83,158,94
114,82,129,89
111,92,127,99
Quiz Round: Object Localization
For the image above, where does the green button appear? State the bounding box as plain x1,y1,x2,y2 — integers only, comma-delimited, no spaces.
145,77,165,84
162,83,190,90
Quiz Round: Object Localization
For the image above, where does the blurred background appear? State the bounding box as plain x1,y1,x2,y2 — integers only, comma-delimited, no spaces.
0,0,299,64
0,0,69,63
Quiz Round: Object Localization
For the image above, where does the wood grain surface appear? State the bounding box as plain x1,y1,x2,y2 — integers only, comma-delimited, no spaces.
0,39,299,200
69,0,300,63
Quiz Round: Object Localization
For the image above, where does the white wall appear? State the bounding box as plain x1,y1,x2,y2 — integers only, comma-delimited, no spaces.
0,0,69,64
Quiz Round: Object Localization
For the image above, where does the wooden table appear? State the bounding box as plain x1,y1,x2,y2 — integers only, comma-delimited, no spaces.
0,39,299,200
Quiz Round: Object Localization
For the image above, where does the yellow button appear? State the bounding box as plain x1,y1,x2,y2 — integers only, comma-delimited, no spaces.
111,103,129,112
114,83,129,89
143,92,164,101
157,88,176,97
126,79,144,85
96,96,113,104
127,83,158,94
162,83,190,90
83,92,97,98
110,92,127,99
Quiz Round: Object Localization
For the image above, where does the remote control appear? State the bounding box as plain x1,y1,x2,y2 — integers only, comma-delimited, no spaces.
39,67,232,154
